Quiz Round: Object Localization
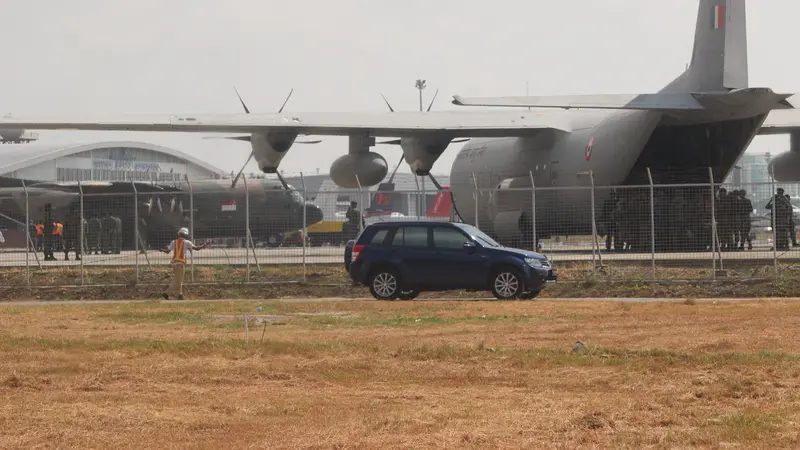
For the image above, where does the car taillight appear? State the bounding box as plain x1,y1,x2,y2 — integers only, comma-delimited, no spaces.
351,244,364,262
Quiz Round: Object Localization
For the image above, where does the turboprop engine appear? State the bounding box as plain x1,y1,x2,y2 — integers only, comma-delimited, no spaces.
330,152,388,188
399,136,452,175
251,132,297,173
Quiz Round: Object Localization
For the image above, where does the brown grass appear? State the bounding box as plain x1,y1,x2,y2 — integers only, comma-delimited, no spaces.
2,299,800,448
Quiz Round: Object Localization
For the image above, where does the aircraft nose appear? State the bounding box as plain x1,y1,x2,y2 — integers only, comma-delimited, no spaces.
304,204,323,226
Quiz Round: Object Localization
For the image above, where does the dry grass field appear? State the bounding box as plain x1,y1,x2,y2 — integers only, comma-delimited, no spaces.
2,299,800,449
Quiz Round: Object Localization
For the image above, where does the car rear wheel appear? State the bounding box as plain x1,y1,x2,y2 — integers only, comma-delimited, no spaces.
491,268,525,300
369,268,400,300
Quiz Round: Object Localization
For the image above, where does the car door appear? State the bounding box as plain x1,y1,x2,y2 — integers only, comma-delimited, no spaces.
430,225,488,290
388,225,435,287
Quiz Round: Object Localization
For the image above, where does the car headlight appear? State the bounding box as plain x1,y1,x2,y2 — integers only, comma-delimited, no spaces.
525,257,543,268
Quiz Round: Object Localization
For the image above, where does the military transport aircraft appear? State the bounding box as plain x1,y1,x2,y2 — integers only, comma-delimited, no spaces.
3,0,800,249
0,176,323,249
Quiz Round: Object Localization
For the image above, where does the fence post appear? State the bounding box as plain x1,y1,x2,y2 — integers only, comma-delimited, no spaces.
708,168,717,280
589,171,597,271
77,181,85,286
471,173,479,229
529,171,537,252
244,176,250,282
185,175,194,282
22,180,30,285
300,172,307,283
646,168,655,280
771,172,778,276
131,180,139,282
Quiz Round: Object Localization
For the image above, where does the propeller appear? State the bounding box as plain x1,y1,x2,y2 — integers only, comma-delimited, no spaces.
220,87,322,189
376,88,469,146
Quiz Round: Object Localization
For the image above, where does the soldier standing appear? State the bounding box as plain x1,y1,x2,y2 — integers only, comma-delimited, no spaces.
111,214,122,254
63,213,82,261
785,193,799,247
88,216,102,254
101,212,112,254
737,190,753,251
599,191,619,251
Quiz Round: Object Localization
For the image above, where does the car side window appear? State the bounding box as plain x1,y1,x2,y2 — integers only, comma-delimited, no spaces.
432,227,469,250
390,226,428,248
370,229,389,245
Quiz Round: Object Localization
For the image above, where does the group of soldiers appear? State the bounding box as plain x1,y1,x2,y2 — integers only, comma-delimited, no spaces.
599,187,762,253
29,212,124,260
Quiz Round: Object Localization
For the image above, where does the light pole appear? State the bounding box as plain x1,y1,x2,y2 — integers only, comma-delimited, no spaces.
415,79,427,112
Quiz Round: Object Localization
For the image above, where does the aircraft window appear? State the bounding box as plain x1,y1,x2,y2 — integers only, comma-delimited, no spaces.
390,226,428,248
432,227,469,250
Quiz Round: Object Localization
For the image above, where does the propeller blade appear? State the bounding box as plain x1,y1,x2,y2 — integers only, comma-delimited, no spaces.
233,87,251,114
170,197,176,212
232,151,255,189
380,93,395,112
426,88,440,112
377,139,401,145
203,135,252,142
278,88,294,113
146,197,153,215
295,139,322,144
452,138,471,143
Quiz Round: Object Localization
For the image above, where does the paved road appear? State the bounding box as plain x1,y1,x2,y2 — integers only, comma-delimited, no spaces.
1,245,798,267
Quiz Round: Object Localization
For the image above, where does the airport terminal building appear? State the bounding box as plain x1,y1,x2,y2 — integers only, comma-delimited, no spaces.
0,141,224,182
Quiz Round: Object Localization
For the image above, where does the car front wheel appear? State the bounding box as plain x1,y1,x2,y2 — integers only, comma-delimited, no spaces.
369,269,400,300
491,268,525,300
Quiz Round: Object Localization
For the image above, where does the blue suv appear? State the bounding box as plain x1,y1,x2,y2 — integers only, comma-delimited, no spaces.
346,221,557,300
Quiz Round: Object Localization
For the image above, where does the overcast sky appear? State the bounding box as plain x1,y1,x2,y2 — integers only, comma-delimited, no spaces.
1,0,797,177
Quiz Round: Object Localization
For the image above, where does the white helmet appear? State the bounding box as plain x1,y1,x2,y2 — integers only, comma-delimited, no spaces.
178,227,189,237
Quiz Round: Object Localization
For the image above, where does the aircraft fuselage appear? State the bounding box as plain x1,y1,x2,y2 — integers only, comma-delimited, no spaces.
450,108,766,244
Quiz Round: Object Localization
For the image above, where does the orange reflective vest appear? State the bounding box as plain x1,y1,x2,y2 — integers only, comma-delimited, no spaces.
35,224,44,236
53,223,63,236
171,238,186,264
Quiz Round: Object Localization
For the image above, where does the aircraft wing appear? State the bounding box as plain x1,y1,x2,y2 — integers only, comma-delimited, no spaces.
758,109,800,135
0,110,572,137
451,94,706,111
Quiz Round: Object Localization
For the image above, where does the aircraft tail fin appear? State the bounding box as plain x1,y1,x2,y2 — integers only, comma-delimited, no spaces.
364,182,396,217
426,188,453,218
664,0,748,93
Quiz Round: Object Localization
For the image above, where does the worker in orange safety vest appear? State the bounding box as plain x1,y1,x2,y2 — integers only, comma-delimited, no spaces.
160,227,210,300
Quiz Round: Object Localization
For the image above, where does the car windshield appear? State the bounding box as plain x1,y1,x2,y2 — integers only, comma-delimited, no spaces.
456,223,501,247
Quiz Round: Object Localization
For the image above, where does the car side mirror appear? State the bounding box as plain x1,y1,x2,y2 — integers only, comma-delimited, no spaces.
463,241,477,252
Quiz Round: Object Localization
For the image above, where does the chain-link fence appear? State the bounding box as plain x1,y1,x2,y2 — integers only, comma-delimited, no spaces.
0,175,797,287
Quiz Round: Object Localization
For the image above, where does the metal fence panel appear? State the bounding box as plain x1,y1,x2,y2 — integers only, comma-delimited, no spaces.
5,174,800,288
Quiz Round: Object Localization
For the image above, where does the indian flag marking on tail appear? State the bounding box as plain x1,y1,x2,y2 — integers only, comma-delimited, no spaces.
713,4,724,30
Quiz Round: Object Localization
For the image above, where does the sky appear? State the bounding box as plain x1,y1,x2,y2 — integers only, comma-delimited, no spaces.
1,0,798,177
